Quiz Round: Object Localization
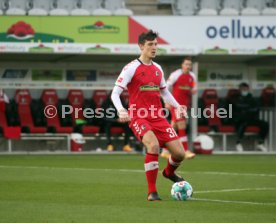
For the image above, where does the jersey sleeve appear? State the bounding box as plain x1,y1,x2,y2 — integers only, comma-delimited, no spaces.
159,67,166,89
154,62,166,89
167,69,181,89
115,62,136,89
160,75,166,90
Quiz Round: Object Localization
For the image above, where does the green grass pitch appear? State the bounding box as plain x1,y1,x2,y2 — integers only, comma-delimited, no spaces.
0,154,275,223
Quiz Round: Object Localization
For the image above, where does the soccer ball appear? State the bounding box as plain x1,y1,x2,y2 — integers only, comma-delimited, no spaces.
171,181,193,201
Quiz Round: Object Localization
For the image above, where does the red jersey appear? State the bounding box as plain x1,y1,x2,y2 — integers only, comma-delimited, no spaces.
115,59,166,120
167,69,196,107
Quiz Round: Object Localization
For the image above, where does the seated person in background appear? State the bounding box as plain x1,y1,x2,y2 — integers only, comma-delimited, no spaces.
0,89,9,111
233,83,269,152
102,94,133,152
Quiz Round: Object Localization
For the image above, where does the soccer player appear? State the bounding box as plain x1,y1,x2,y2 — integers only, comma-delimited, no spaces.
161,57,196,160
111,30,187,201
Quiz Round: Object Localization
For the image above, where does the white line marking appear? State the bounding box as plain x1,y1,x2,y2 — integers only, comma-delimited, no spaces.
190,171,276,178
195,188,276,194
0,165,276,178
192,198,276,206
0,165,145,173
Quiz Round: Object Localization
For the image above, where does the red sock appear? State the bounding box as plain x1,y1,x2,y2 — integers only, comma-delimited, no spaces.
164,156,182,176
144,153,159,194
178,129,188,152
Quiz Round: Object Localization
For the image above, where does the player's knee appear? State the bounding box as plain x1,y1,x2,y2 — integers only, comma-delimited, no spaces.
142,131,159,154
179,151,185,161
174,150,185,161
147,144,160,154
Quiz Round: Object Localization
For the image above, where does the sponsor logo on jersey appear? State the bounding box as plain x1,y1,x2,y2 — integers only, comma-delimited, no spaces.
140,85,160,91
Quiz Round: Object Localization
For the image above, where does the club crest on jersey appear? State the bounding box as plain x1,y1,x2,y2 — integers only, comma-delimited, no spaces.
141,125,146,130
155,71,159,76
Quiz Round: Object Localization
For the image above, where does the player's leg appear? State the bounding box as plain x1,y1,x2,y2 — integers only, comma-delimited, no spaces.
142,130,161,201
176,119,187,150
122,123,133,152
130,119,161,201
105,121,114,151
160,114,177,159
176,120,195,159
250,119,269,151
162,139,185,182
235,121,247,152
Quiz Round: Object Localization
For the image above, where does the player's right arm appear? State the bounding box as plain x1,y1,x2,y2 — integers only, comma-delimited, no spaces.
111,86,130,122
111,61,136,122
166,69,182,90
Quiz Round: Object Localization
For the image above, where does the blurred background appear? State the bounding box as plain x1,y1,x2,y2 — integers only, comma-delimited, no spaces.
0,0,275,153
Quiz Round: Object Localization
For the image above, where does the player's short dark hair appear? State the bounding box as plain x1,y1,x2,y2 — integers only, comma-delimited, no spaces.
239,82,249,88
183,56,193,63
138,30,158,45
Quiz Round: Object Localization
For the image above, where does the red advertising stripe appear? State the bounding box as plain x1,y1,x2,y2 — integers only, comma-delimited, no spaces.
128,17,168,44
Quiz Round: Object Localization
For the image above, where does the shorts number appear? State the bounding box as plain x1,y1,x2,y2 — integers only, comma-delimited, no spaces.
166,127,177,138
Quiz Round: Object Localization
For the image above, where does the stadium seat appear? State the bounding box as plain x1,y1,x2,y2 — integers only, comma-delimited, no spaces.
198,126,209,133
71,0,99,15
218,125,235,133
0,0,6,15
226,88,239,104
262,7,276,15
198,0,220,15
92,90,109,108
241,7,260,15
202,89,221,131
105,0,133,15
114,7,133,16
28,0,52,15
171,0,198,16
110,126,124,134
6,0,30,15
49,0,77,16
245,125,260,133
0,92,21,139
261,86,275,107
261,0,276,16
245,0,266,11
0,90,8,133
67,90,100,134
220,0,242,15
104,89,129,135
41,89,73,133
241,0,265,15
15,89,47,133
67,90,85,122
92,7,112,15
